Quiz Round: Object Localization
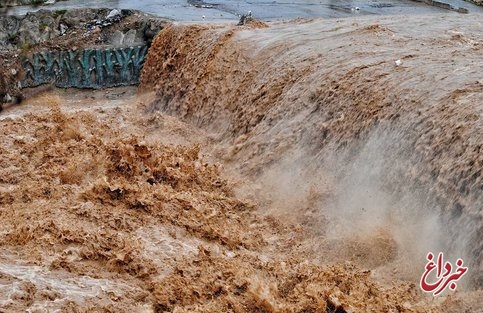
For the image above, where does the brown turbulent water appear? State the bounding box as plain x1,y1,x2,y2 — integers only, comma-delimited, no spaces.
0,13,482,312
141,12,483,284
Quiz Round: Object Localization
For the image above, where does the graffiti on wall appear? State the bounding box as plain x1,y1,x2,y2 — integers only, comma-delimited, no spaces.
21,45,148,89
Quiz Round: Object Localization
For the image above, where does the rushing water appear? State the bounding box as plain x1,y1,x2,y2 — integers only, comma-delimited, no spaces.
1,8,483,311
140,13,483,288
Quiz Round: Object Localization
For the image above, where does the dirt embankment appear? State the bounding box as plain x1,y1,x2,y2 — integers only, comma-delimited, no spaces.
0,8,168,52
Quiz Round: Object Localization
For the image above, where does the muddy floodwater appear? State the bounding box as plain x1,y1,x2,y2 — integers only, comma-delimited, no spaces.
1,5,483,313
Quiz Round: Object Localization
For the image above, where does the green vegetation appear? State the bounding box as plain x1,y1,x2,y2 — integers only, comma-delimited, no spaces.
31,0,45,5
20,40,31,54
53,9,67,17
39,22,49,32
7,32,19,45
